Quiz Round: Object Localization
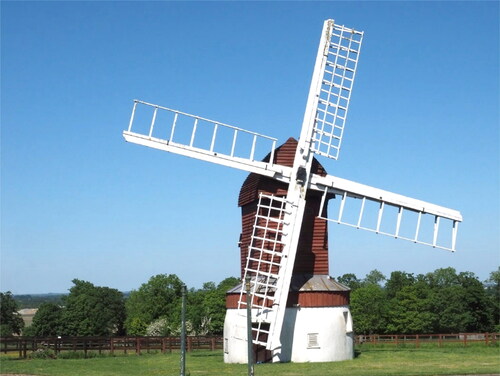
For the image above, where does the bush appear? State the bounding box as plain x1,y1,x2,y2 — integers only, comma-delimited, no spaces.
30,348,56,359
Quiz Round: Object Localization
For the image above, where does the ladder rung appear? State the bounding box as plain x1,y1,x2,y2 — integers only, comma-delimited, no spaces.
251,236,286,245
247,257,281,267
328,43,360,55
245,269,279,279
250,248,284,258
253,225,285,234
253,292,275,301
254,218,287,228
321,80,351,92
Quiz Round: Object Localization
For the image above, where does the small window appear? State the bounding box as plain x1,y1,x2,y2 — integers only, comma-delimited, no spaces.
224,338,229,354
307,333,320,349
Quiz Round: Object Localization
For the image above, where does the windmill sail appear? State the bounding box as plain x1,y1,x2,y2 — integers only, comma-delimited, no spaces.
123,18,463,360
312,174,462,251
238,193,291,347
304,21,364,161
123,100,286,180
259,20,364,352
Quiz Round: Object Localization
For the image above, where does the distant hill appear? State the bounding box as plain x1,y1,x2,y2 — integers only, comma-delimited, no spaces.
14,291,131,309
14,293,66,309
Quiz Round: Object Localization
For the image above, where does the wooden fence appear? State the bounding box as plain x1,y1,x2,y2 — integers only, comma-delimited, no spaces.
356,332,500,347
1,333,498,359
1,336,223,359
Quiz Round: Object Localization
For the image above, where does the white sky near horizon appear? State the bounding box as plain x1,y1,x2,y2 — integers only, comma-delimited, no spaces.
1,1,499,294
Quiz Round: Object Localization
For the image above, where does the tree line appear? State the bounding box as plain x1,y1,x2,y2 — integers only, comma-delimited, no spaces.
1,267,498,337
343,267,499,334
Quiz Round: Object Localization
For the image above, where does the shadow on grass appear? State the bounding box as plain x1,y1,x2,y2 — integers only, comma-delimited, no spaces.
190,352,223,358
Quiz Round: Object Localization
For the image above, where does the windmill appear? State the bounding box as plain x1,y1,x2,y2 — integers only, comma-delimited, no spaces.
123,20,462,363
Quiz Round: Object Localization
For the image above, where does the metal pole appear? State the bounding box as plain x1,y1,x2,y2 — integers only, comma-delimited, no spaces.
245,277,255,376
180,284,187,376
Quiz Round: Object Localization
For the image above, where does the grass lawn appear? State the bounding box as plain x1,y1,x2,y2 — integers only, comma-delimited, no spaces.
1,346,499,376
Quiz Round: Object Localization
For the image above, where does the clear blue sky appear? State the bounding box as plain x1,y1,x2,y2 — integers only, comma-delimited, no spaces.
1,1,498,294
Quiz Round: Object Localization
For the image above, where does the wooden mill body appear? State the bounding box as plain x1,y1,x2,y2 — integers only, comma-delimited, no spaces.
224,138,354,363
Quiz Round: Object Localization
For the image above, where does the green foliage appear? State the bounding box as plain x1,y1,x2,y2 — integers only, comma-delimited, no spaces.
30,348,56,359
350,284,388,334
61,279,125,336
126,317,147,336
385,271,415,299
187,276,240,335
363,269,386,287
337,273,362,291
30,302,63,336
0,291,24,336
386,282,435,334
11,267,498,339
485,267,500,330
349,267,497,335
124,274,184,335
22,324,37,336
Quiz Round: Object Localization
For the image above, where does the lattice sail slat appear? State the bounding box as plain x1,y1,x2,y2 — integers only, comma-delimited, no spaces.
318,185,460,252
238,193,291,348
123,100,282,178
310,22,363,160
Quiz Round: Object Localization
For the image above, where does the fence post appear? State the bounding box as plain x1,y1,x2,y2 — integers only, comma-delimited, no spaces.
416,334,420,348
438,334,442,347
136,337,141,355
180,284,187,376
463,333,467,347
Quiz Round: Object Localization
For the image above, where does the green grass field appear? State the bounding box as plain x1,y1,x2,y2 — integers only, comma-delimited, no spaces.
1,346,499,376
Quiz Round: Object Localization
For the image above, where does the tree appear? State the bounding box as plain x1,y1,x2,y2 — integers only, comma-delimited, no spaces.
386,281,435,334
0,291,24,336
385,271,415,299
337,273,362,291
30,302,63,336
188,277,240,335
61,279,125,336
203,277,240,335
363,269,386,287
350,284,388,334
425,267,459,288
429,284,470,333
125,274,184,335
424,269,494,333
486,267,500,331
457,272,493,332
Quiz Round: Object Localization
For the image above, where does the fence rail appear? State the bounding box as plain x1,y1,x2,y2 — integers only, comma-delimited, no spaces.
0,336,223,359
356,332,500,347
1,333,498,358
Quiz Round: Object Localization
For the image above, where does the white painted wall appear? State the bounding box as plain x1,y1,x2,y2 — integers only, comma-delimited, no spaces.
224,306,354,363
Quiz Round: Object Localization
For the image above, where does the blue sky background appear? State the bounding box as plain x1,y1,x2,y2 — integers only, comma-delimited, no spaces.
1,1,498,294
